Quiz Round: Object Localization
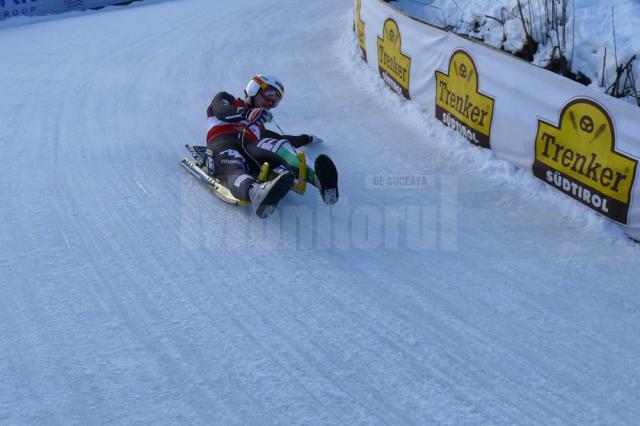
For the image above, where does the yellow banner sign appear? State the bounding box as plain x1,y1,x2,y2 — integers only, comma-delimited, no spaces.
435,49,494,148
533,99,638,224
355,0,367,62
377,18,411,99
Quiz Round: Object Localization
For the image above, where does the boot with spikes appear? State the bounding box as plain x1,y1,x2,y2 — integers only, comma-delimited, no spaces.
249,172,294,218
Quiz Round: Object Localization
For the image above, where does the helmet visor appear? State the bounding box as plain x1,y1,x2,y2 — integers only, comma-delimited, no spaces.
262,86,282,104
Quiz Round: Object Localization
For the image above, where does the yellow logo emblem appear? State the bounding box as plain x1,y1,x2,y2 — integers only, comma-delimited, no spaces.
355,0,367,62
377,18,411,99
435,49,495,148
533,99,638,224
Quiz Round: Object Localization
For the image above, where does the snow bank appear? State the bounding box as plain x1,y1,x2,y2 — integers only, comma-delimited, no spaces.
391,0,640,106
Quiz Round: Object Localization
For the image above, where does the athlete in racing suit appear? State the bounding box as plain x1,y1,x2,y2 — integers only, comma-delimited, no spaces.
205,74,338,207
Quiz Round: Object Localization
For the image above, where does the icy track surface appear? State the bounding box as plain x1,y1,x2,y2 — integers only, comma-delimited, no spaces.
2,0,640,424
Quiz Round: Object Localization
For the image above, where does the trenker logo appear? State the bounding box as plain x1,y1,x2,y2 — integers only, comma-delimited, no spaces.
377,18,411,99
435,49,495,149
533,98,638,224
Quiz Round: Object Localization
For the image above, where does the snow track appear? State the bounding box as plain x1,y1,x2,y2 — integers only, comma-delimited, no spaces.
2,0,640,423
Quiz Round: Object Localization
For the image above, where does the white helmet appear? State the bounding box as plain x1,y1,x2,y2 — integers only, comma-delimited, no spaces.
244,73,285,99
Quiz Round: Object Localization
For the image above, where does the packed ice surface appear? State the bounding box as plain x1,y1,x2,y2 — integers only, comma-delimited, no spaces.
1,0,640,423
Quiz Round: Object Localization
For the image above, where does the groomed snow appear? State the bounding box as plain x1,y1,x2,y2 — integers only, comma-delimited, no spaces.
1,0,640,424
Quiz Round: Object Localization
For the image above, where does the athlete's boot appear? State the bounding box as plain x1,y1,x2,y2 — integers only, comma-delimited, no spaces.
313,154,339,205
249,172,294,218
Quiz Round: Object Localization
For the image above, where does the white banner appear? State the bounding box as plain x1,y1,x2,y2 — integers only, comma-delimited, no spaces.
0,0,138,20
355,0,640,240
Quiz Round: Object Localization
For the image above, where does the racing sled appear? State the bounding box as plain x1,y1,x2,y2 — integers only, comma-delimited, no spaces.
180,144,307,206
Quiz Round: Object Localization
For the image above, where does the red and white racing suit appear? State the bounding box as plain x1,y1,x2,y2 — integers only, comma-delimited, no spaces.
205,91,314,202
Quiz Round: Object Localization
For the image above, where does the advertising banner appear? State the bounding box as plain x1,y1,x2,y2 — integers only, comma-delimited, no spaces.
355,0,640,240
0,0,136,20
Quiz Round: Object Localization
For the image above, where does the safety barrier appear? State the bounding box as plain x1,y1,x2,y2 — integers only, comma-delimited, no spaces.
354,0,640,240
